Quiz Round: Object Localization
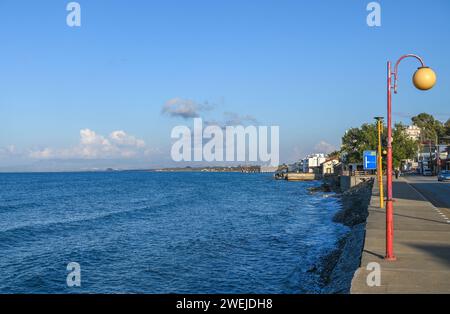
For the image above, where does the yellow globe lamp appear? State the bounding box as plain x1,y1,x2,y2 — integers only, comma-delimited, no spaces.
413,67,436,90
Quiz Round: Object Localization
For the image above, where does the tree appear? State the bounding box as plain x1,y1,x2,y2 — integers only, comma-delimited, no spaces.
392,123,419,168
327,150,341,159
445,118,450,138
411,113,445,142
340,123,378,163
340,122,418,168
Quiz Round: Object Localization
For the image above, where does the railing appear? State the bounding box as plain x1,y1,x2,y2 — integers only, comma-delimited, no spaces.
351,170,374,176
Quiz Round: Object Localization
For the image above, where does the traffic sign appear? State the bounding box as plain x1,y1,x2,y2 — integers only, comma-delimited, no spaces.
363,150,377,170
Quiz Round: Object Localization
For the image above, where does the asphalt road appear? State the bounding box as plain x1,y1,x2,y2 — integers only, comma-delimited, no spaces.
402,175,450,216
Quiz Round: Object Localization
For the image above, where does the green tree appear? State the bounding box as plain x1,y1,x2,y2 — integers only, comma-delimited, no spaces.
392,123,419,168
327,150,341,159
340,123,378,163
340,122,418,168
411,113,445,142
445,118,450,138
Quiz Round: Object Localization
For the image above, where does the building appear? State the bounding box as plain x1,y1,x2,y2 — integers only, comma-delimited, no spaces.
302,153,326,173
405,125,421,141
287,161,303,173
402,160,419,172
321,157,340,174
444,146,450,170
417,150,434,174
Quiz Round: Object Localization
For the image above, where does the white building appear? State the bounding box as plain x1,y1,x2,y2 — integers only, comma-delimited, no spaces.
287,161,303,173
302,154,326,173
321,157,340,174
405,125,421,141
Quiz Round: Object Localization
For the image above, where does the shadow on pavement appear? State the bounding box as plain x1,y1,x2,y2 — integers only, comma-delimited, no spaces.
363,249,384,260
407,243,450,267
370,209,448,225
393,180,450,210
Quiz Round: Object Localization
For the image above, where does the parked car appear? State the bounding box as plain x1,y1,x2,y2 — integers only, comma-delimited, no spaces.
438,170,450,182
423,169,432,176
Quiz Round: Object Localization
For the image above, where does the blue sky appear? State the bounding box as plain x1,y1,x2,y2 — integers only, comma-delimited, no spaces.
0,0,449,170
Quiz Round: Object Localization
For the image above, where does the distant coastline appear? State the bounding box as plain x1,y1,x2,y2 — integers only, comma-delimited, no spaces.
0,166,264,174
154,166,261,173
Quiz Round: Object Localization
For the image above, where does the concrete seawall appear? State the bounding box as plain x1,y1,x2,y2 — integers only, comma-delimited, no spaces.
338,175,375,192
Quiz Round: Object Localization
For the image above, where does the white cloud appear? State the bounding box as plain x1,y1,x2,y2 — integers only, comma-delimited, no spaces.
162,97,213,119
80,129,110,146
314,140,337,154
0,145,17,157
223,112,258,125
29,147,54,159
110,130,145,148
29,129,151,160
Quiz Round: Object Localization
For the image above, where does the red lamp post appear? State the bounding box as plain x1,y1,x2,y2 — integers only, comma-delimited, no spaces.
385,54,436,261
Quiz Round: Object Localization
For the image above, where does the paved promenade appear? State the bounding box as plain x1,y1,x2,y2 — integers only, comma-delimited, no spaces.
351,176,450,293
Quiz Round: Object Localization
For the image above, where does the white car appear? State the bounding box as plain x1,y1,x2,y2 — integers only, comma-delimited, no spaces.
438,170,450,182
423,170,432,176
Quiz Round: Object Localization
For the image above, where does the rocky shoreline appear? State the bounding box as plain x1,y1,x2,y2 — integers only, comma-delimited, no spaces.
309,179,374,293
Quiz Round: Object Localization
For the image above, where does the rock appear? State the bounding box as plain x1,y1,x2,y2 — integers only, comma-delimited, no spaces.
312,179,374,293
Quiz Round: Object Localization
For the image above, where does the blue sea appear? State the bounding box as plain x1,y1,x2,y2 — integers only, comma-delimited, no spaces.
0,172,349,293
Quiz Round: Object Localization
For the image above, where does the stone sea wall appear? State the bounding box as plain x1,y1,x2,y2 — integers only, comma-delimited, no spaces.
310,179,374,293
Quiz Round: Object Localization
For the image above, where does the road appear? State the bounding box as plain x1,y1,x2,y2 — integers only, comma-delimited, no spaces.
401,175,450,219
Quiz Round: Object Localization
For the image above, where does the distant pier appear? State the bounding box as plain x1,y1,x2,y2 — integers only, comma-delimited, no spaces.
285,173,322,181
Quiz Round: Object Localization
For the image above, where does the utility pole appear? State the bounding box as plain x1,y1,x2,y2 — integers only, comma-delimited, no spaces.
429,141,433,174
375,117,384,208
436,135,440,175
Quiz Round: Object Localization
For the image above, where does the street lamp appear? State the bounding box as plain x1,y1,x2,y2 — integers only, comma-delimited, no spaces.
386,54,437,261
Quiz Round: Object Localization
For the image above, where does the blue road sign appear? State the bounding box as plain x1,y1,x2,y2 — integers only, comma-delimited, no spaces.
363,150,377,170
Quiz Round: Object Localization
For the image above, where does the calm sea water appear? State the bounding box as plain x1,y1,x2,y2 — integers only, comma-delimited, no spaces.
0,172,348,293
